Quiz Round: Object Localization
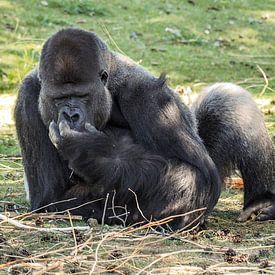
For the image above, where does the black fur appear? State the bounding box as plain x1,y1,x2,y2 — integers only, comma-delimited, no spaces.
15,28,275,230
192,83,275,221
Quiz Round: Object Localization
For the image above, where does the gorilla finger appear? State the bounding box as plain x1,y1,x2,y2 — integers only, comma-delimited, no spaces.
85,123,97,133
49,121,61,148
59,120,72,137
49,120,58,131
255,213,270,221
256,205,275,221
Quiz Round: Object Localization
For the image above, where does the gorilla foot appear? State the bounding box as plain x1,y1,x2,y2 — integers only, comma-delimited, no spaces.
237,200,275,222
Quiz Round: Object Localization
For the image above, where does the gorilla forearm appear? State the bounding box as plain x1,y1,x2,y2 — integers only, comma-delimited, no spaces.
47,123,217,229
50,125,213,227
50,124,166,197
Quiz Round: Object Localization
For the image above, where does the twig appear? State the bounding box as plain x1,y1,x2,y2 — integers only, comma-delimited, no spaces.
107,236,146,273
119,207,206,237
0,213,89,232
137,249,221,274
109,190,129,226
101,24,126,56
13,197,104,221
101,192,109,231
257,65,269,96
244,84,275,93
208,265,274,274
236,245,274,251
7,212,83,221
90,233,111,274
128,188,150,222
67,210,78,257
31,197,78,213
0,163,22,170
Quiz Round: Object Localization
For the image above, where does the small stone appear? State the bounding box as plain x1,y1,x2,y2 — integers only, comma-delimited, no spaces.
87,218,98,227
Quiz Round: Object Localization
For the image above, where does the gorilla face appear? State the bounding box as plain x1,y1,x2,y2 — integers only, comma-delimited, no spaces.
38,28,112,131
39,72,111,131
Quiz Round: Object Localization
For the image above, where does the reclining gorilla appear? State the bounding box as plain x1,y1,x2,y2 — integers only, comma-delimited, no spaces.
15,28,275,230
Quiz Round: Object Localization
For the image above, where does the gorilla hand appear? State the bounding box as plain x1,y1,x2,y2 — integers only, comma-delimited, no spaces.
49,119,119,188
49,120,99,156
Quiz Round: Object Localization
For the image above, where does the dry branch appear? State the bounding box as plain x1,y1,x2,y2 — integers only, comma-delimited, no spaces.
0,213,89,232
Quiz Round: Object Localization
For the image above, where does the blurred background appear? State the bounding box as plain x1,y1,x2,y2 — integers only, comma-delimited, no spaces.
1,0,275,214
0,0,274,134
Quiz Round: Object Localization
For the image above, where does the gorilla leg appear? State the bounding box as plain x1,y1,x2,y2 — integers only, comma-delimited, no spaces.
15,70,71,211
192,83,275,221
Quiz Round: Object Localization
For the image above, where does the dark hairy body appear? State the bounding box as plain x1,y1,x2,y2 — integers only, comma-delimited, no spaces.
15,28,275,230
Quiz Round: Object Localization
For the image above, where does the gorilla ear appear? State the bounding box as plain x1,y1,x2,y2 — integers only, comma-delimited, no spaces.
100,70,109,86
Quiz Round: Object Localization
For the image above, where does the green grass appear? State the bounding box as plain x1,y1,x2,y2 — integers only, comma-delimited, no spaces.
0,0,274,273
1,0,275,91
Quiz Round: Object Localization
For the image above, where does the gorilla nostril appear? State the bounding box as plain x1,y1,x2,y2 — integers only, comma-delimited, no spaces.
62,111,71,122
71,113,80,122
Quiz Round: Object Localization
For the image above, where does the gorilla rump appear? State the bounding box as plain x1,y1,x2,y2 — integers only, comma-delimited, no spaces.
15,28,275,230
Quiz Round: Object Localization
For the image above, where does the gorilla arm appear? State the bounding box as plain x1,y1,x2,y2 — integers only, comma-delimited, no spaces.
117,79,221,214
192,83,275,221
48,120,167,222
106,52,221,214
48,120,165,193
15,70,71,211
48,121,209,228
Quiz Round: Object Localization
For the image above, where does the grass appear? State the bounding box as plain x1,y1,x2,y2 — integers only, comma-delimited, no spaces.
0,0,274,273
1,0,275,91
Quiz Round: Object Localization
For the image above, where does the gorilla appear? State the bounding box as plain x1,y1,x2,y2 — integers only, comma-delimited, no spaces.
15,28,275,230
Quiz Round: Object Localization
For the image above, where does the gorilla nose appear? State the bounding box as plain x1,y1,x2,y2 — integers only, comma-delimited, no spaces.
63,110,80,122
61,107,84,125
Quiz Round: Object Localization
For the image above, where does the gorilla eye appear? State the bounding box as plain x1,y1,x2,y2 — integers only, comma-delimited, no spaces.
100,70,108,86
54,96,68,105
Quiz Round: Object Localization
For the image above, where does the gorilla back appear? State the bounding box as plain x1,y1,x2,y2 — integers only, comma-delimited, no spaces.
15,28,274,230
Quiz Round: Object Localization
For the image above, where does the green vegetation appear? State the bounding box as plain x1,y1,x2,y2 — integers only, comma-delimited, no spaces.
1,0,275,91
0,0,274,273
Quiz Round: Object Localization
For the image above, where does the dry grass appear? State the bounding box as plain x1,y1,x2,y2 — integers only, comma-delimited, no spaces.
0,152,274,274
0,207,274,274
0,90,274,274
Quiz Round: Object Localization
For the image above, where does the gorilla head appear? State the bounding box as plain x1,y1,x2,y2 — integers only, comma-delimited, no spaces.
38,28,112,131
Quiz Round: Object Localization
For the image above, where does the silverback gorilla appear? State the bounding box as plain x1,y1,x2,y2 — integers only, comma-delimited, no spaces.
15,28,275,230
